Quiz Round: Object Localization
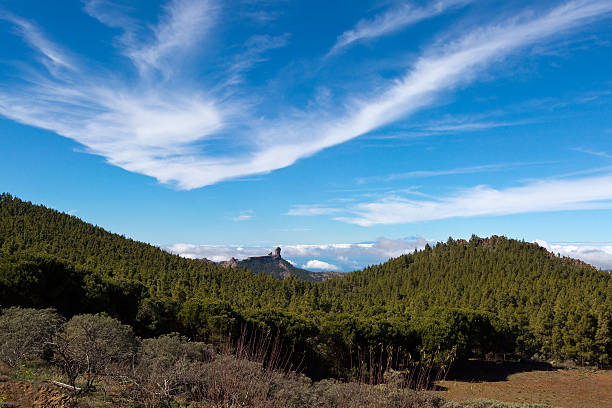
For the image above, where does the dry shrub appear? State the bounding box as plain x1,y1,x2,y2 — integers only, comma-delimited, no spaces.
128,333,212,407
187,329,308,407
127,329,460,408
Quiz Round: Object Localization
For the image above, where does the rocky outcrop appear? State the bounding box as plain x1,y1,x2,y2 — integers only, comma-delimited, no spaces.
218,257,239,269
212,247,341,282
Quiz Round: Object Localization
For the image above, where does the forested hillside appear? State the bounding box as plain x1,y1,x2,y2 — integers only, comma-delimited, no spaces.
1,193,610,380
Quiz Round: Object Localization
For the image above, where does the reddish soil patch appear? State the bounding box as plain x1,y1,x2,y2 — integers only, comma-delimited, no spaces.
430,361,612,408
0,374,71,408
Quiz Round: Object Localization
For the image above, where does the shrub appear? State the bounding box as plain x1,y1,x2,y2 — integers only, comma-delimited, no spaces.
0,307,65,367
130,333,212,407
53,313,137,388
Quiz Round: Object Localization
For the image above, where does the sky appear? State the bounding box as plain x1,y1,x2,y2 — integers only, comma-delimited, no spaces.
1,0,612,271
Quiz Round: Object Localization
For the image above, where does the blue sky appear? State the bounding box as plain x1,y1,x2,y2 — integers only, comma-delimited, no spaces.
1,0,612,271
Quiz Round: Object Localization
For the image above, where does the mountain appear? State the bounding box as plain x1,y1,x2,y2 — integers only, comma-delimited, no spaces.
1,193,611,376
215,247,340,282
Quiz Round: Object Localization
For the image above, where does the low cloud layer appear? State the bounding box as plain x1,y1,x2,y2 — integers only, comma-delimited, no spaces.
302,260,340,271
534,240,612,270
165,236,429,271
167,237,612,272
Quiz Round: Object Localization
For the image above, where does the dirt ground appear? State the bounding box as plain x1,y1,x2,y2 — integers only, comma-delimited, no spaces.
0,377,72,408
430,360,612,408
0,363,71,408
2,360,611,408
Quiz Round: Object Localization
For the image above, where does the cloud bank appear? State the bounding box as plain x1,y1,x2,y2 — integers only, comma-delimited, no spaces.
0,1,610,189
167,236,612,271
166,236,429,270
302,260,340,271
535,240,612,270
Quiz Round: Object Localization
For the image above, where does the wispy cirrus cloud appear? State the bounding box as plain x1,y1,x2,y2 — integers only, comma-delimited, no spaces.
0,0,225,189
336,173,612,226
0,1,611,190
355,161,550,185
0,11,76,71
424,120,530,132
328,0,471,56
573,147,612,160
84,0,217,76
286,205,342,216
226,33,290,85
132,0,215,74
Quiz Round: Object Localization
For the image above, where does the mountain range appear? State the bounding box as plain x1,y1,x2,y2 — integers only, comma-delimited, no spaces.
0,193,610,373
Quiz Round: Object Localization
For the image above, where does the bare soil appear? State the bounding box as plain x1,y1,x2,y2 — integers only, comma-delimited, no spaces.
0,378,71,408
430,360,612,408
0,363,71,408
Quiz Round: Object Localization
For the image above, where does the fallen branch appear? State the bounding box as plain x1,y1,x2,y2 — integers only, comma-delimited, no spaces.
47,380,82,393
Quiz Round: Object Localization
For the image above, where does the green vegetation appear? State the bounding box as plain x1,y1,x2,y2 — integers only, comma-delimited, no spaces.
0,307,551,407
0,192,611,387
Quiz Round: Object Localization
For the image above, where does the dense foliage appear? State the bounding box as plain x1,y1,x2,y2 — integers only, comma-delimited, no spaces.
1,193,611,380
1,308,542,408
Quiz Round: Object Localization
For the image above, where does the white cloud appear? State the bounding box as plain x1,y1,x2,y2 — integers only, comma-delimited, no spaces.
166,243,264,262
0,12,76,71
128,0,217,75
165,237,428,264
424,120,528,132
337,173,612,226
168,238,612,271
0,1,611,189
282,238,427,260
355,162,545,184
534,240,612,270
84,0,217,77
232,210,254,221
227,33,290,85
0,1,225,189
573,148,612,160
232,215,253,221
286,205,342,216
302,259,340,271
328,0,471,55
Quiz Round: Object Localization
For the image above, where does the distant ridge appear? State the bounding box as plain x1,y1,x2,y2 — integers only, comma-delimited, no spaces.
212,247,340,282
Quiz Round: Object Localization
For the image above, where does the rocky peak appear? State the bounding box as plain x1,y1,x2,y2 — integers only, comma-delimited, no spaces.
268,247,282,259
215,246,340,282
219,257,239,268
